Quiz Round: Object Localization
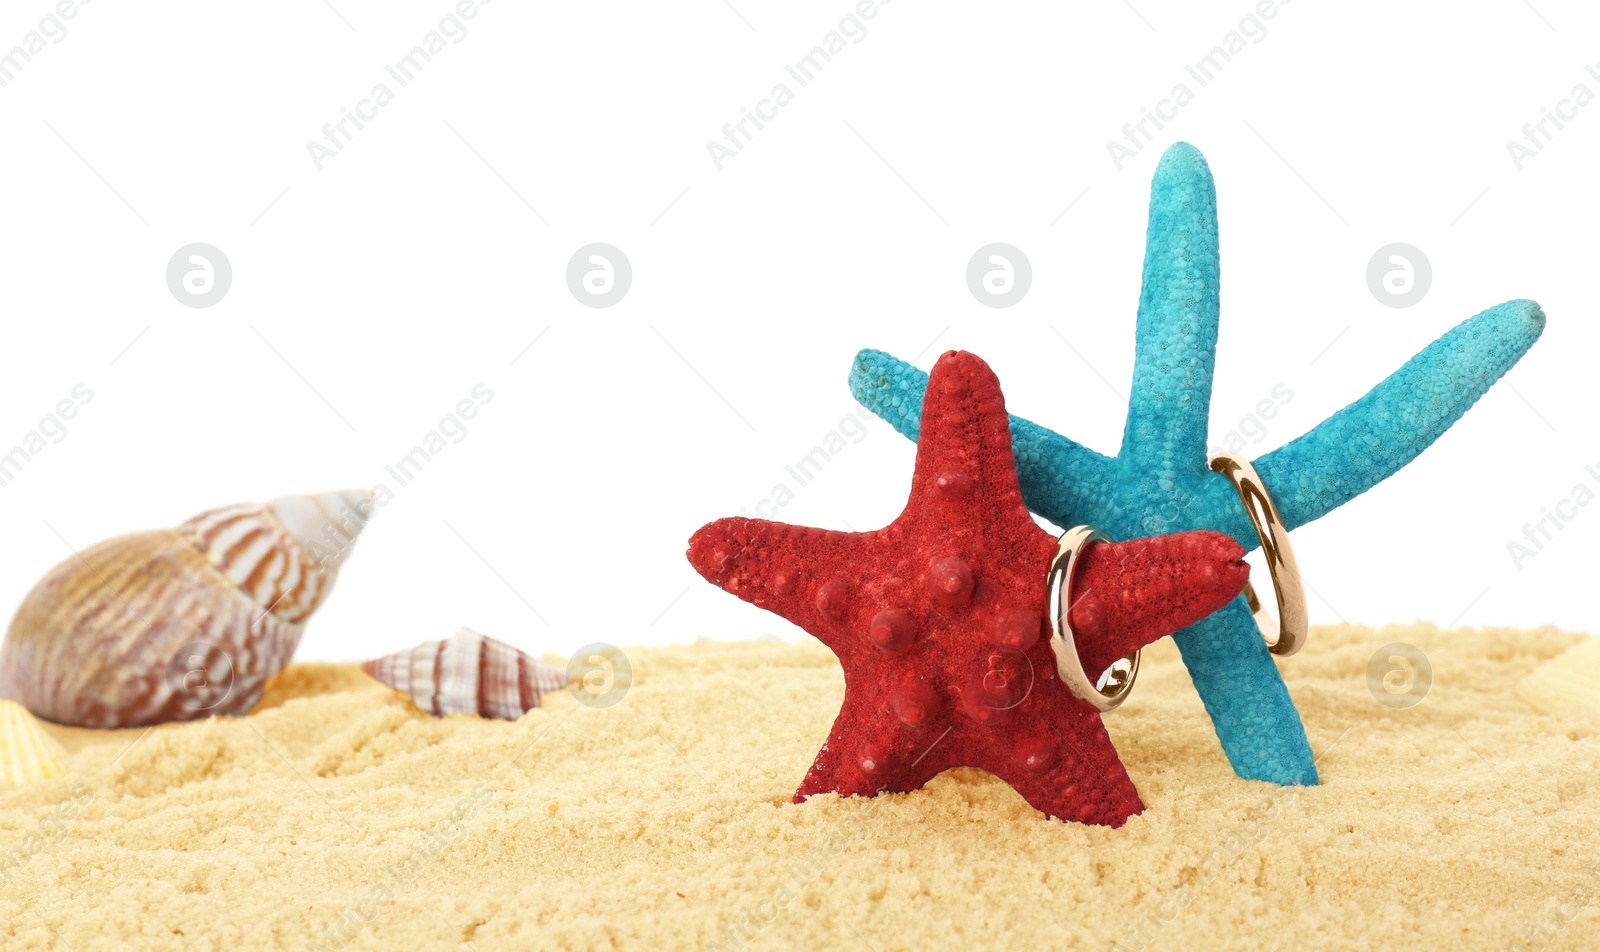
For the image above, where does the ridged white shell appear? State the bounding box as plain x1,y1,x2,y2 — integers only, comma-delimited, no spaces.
1517,635,1600,721
361,627,568,720
0,490,373,728
1,698,66,788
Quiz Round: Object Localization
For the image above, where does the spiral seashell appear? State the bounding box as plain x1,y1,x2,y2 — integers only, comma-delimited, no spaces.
361,627,569,720
1,698,66,788
0,490,374,729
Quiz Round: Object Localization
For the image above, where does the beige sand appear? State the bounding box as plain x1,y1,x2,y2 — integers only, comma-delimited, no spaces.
2,623,1597,951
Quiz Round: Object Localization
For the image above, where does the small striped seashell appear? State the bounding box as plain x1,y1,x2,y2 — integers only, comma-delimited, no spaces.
1517,635,1600,722
1,698,66,788
0,490,374,729
361,627,568,720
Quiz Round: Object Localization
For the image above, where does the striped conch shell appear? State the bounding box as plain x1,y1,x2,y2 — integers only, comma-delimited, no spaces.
0,490,374,728
1,698,66,788
361,627,568,720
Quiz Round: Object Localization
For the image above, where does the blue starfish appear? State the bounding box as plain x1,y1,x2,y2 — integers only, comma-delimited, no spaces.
849,142,1545,786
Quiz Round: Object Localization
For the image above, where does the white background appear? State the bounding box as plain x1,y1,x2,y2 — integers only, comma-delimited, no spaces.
0,0,1594,664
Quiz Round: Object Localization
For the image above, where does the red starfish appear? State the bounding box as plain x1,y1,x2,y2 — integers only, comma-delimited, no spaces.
687,351,1249,826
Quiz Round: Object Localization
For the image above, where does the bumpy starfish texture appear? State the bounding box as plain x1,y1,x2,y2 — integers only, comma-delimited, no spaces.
849,142,1546,787
688,351,1250,826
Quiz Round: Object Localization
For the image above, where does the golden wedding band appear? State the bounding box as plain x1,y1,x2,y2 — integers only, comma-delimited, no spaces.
1209,453,1308,657
1047,525,1140,712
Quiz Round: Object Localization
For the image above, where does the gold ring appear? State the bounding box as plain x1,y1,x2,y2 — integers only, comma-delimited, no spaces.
1047,525,1140,712
1209,453,1308,657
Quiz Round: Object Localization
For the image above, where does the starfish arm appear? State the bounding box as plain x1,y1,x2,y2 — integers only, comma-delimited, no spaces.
1072,532,1248,678
795,686,953,802
1255,298,1546,530
686,517,875,658
1119,142,1222,476
1170,597,1317,785
904,351,1026,502
850,347,1117,522
984,702,1146,827
904,349,1052,544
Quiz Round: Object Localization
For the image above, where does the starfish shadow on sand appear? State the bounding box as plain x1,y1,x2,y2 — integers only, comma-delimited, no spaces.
848,142,1545,787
